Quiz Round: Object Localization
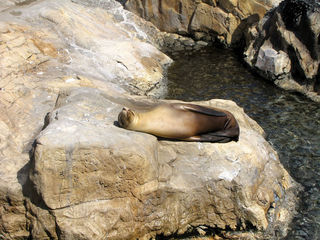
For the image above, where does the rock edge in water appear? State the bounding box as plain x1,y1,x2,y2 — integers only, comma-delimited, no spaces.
244,0,320,102
122,0,320,102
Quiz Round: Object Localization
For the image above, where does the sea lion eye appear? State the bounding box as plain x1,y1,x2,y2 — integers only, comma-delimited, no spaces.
118,109,128,127
118,112,124,127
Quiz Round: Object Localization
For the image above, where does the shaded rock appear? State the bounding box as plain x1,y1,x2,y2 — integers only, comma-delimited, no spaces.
244,0,320,102
159,32,210,54
123,0,281,46
189,3,231,38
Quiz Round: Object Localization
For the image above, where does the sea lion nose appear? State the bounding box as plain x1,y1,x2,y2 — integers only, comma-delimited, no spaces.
123,107,129,111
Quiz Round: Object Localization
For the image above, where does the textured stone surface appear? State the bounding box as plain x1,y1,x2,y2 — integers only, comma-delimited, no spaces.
0,0,300,239
0,1,15,12
255,41,291,78
29,87,298,239
123,0,281,45
0,0,171,239
244,0,320,102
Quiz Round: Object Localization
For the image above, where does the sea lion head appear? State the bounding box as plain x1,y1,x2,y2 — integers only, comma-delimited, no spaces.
118,107,136,129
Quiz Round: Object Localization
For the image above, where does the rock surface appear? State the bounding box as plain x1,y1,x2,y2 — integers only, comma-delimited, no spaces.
244,0,320,102
122,0,320,103
123,0,282,46
0,0,300,239
0,0,170,239
29,88,298,240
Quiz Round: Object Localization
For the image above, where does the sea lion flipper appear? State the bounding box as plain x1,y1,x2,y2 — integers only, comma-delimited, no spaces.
183,128,239,143
176,103,226,117
184,135,233,143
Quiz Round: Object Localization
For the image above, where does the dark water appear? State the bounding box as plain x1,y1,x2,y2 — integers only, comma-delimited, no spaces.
165,47,320,240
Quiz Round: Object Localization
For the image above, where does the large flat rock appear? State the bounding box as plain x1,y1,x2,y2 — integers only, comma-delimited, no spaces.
28,87,299,239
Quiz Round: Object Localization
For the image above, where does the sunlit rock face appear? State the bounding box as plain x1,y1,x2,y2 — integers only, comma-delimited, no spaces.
0,0,300,239
123,0,282,46
0,0,170,239
244,0,320,102
29,88,299,239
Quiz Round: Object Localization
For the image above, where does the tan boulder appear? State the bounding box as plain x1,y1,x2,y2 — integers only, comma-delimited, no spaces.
27,87,299,239
0,0,171,239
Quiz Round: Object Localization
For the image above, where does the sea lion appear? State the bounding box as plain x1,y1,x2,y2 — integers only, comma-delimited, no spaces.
117,103,239,143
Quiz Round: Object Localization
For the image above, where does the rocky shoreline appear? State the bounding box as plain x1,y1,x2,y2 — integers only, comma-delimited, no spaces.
244,0,320,102
123,0,320,103
0,0,302,239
